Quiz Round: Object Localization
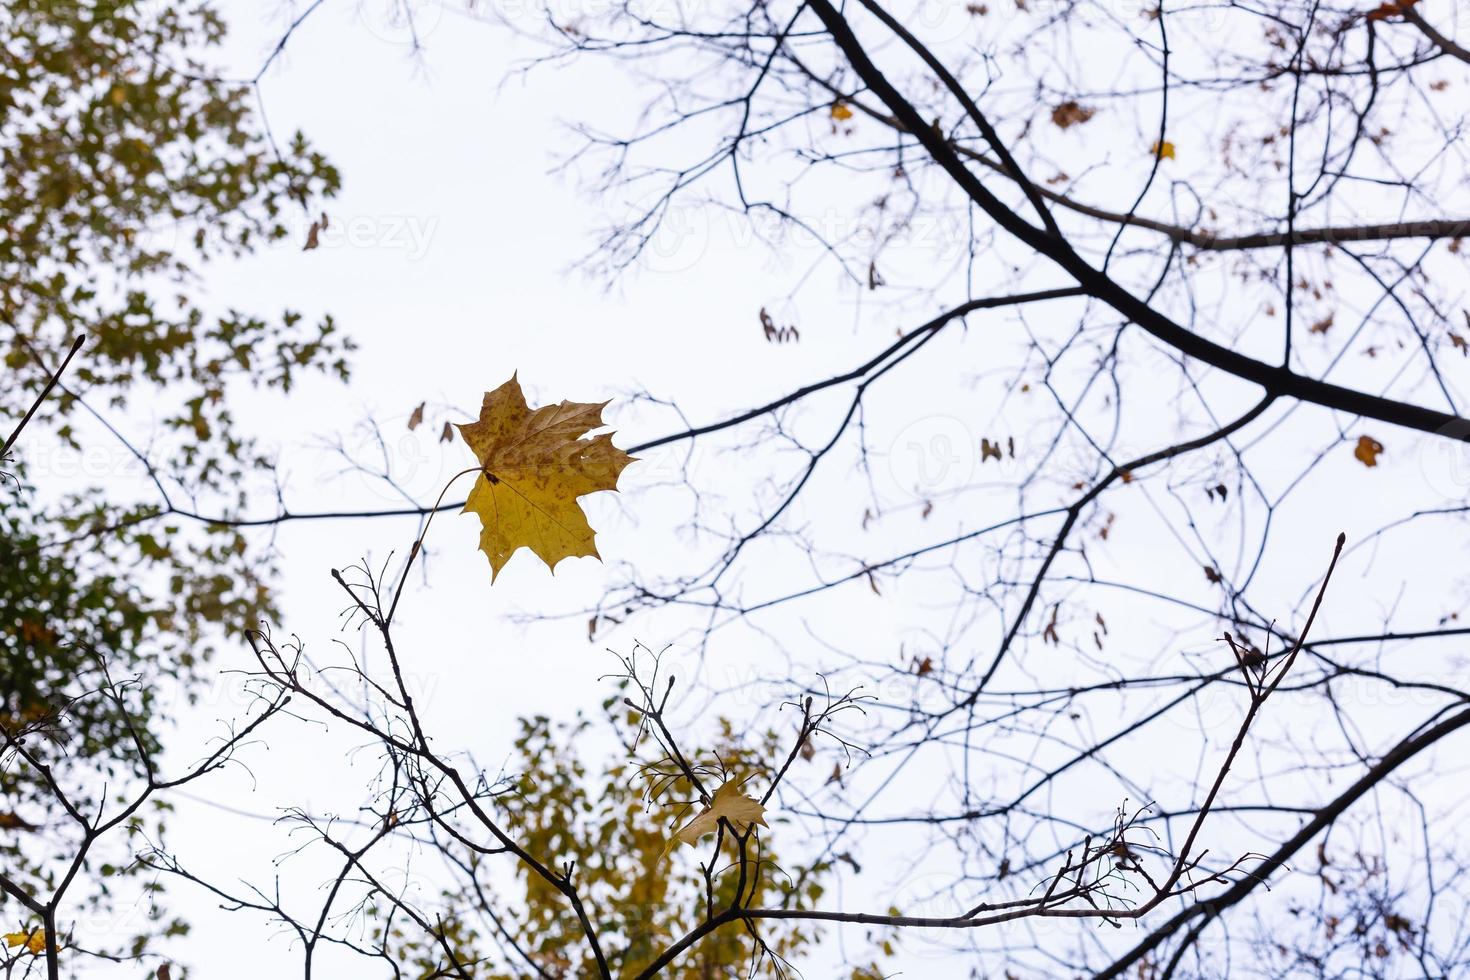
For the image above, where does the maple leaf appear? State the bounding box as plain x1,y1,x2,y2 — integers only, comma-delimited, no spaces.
4,929,45,955
1354,434,1385,467
1150,140,1176,160
663,778,768,857
830,101,854,121
456,375,634,581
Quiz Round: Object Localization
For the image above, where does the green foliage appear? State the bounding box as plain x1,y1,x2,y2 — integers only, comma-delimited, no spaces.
0,0,346,952
397,713,835,978
2,1,347,428
1,485,163,769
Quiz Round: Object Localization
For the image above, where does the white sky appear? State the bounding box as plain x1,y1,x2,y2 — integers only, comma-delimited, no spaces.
139,3,944,975
35,0,1470,976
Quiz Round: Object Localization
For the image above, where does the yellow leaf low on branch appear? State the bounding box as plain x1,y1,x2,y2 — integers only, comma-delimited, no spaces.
663,779,769,857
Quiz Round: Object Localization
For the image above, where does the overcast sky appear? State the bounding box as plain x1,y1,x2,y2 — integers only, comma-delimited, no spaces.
141,2,932,974
53,0,1470,975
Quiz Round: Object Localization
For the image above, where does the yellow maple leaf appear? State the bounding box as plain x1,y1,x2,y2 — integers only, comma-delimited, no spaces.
1353,434,1384,467
1150,139,1176,160
4,929,45,954
663,778,769,857
456,375,634,581
830,101,854,121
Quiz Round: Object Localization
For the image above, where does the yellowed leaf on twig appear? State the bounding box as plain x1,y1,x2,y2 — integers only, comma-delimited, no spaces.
663,779,768,857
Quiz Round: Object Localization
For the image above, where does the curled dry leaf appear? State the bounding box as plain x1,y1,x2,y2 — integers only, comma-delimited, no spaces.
1366,0,1419,21
1354,434,1385,467
1042,605,1061,645
303,212,328,251
760,307,800,343
1050,101,1095,129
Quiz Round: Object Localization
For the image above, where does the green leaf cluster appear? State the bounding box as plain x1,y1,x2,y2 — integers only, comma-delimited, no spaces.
0,0,347,952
